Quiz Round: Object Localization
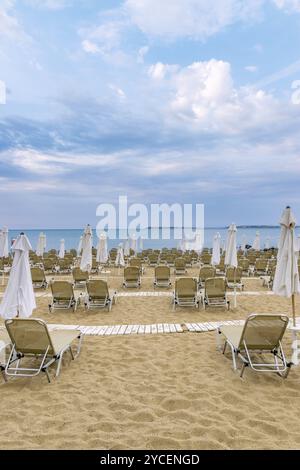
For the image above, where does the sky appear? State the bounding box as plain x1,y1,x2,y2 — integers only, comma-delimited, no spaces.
0,0,300,228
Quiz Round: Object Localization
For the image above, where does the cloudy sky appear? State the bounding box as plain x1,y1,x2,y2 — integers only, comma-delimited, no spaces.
1,0,300,228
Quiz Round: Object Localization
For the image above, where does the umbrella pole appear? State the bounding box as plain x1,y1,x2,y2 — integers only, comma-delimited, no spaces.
233,266,237,308
292,294,296,327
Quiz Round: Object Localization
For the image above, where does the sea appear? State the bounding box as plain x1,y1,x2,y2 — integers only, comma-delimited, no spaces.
7,227,299,252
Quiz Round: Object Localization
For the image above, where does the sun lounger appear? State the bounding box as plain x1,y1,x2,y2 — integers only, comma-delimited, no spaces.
129,258,145,274
72,267,89,287
85,280,114,310
174,257,187,275
238,258,250,276
49,281,78,312
123,266,141,288
204,278,230,310
217,314,289,377
198,266,216,288
173,278,199,310
154,266,171,288
254,259,268,276
31,267,48,289
3,318,82,382
225,267,244,291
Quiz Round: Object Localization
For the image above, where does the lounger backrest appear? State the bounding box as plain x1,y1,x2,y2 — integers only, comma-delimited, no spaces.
124,266,139,280
175,278,197,297
239,314,289,350
199,266,215,281
72,267,89,281
175,258,186,268
87,280,108,299
226,267,243,282
205,278,226,298
255,259,268,269
239,259,249,269
5,318,54,355
31,267,45,282
155,266,170,280
51,281,74,300
130,258,142,268
201,254,211,264
43,259,55,269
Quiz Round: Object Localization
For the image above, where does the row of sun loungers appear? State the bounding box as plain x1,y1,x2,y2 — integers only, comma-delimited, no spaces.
45,277,230,313
0,313,291,383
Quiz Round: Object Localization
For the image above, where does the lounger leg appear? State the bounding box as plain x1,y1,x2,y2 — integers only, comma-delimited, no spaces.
222,341,227,355
229,344,237,370
216,329,223,351
69,346,75,360
44,368,51,383
55,355,63,377
74,334,83,358
1,368,7,382
240,362,247,378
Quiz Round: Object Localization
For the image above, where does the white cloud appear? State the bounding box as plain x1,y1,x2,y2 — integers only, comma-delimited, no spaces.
79,15,129,64
272,0,300,12
0,148,125,176
148,62,179,80
125,0,264,39
0,0,26,40
148,59,283,134
245,65,258,72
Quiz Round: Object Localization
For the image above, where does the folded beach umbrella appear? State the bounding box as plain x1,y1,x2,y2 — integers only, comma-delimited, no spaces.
115,243,125,267
225,223,238,307
77,235,83,256
225,224,238,268
265,237,271,249
80,225,93,272
194,229,203,253
273,206,300,326
0,227,9,258
36,232,46,257
96,233,108,263
297,235,300,253
212,232,221,265
0,233,36,319
252,231,260,250
124,238,130,257
59,239,65,259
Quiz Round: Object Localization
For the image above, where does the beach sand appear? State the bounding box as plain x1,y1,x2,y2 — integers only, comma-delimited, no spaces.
1,267,300,450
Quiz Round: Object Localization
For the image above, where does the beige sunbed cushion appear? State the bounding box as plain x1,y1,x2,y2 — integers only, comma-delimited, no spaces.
219,325,244,349
49,330,80,356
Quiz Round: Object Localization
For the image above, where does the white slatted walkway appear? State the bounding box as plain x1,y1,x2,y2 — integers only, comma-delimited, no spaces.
47,322,183,336
185,320,245,332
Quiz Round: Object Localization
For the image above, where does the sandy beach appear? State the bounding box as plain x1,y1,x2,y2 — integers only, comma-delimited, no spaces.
1,267,300,450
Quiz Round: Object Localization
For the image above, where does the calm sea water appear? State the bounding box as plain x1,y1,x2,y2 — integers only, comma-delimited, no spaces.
7,227,298,251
